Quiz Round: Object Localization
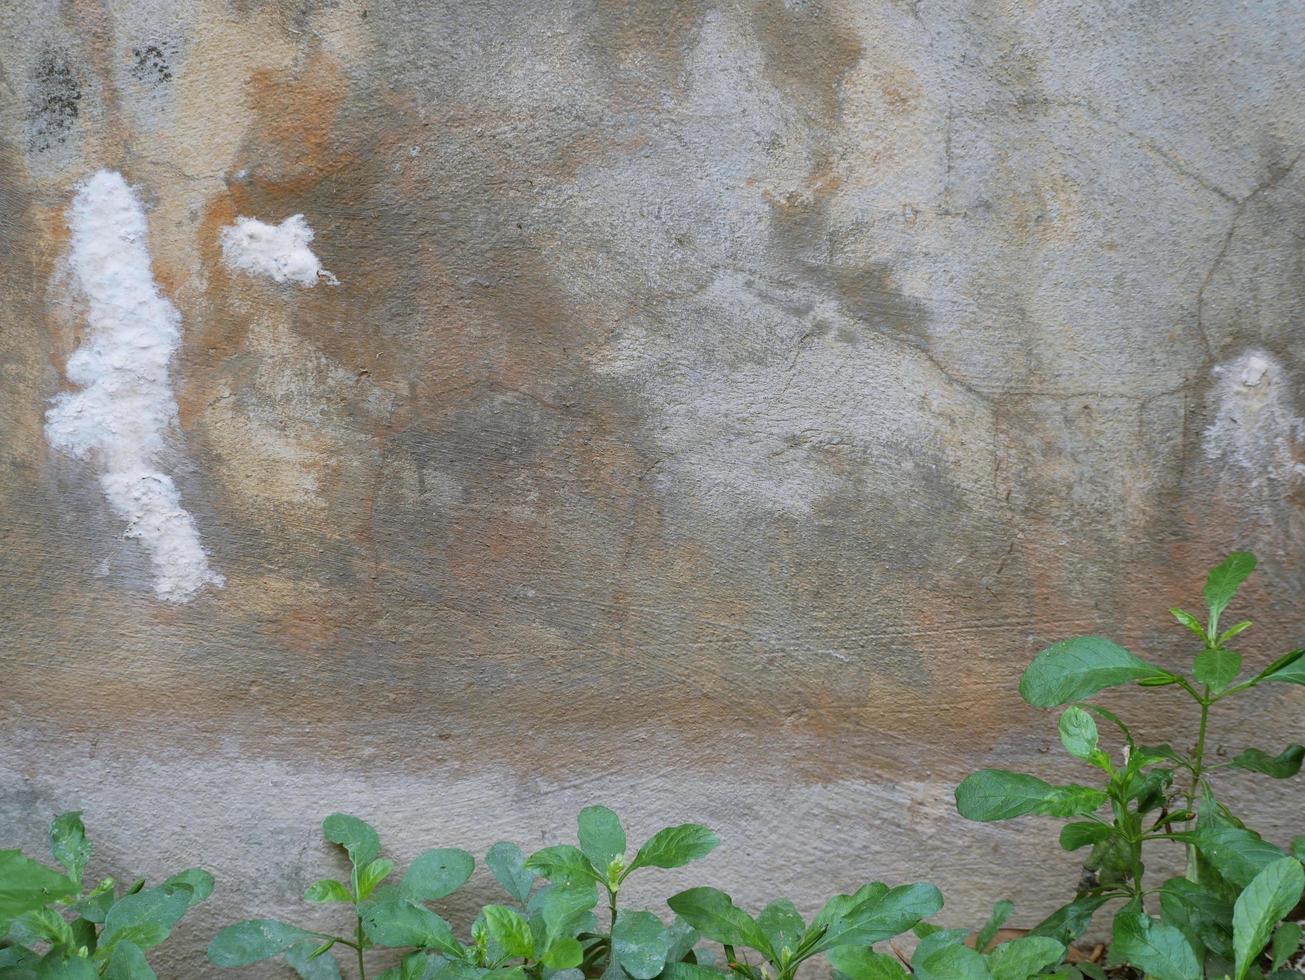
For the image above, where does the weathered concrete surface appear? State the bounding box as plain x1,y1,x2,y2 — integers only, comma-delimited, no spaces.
2,0,1304,973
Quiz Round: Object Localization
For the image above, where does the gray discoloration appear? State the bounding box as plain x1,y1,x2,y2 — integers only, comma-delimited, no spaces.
2,1,1305,973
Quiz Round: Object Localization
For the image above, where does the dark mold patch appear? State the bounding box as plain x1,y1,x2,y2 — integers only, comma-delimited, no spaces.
26,47,82,152
131,44,173,84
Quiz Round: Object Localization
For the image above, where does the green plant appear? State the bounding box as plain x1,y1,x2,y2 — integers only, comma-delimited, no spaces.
0,811,211,979
665,878,941,980
954,552,1305,979
208,813,476,980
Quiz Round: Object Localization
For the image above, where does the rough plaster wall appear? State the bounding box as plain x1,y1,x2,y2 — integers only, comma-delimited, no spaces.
1,0,1304,974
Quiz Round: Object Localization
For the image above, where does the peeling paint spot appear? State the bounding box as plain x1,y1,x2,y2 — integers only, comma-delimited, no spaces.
44,170,224,603
26,47,81,153
219,215,338,286
1203,349,1305,489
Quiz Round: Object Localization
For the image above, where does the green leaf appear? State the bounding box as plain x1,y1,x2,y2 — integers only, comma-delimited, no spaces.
1059,822,1112,852
540,937,584,970
666,888,770,957
1221,620,1254,644
611,910,671,979
483,905,534,959
305,879,353,904
1228,745,1305,778
34,950,97,980
912,932,991,980
486,843,534,904
100,883,194,951
955,770,1105,822
401,848,475,904
1171,608,1206,639
986,936,1065,980
284,938,344,980
207,920,313,966
103,941,156,980
1257,649,1305,686
0,851,78,918
160,869,212,908
1109,903,1200,980
358,858,395,901
322,814,380,871
577,808,626,874
362,899,461,956
1205,552,1257,631
628,825,719,874
1233,857,1305,980
1272,920,1302,971
1196,816,1286,888
1019,636,1172,708
1159,876,1234,962
1027,894,1110,945
1058,706,1100,762
826,947,910,980
1194,647,1242,693
524,846,598,886
975,900,1013,952
531,883,599,944
756,900,804,959
48,814,90,887
809,883,943,953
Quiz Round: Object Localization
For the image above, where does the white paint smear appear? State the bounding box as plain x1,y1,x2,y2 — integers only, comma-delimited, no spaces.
1204,349,1305,489
45,170,224,603
219,214,338,286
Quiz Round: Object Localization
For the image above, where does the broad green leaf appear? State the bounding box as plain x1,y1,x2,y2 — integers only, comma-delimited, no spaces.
532,884,598,943
1159,876,1234,962
657,965,724,980
1058,706,1100,762
362,899,461,956
809,882,943,953
1196,816,1285,888
1205,552,1256,630
402,849,474,903
1228,745,1305,778
756,901,804,959
1059,822,1112,851
357,858,394,901
524,846,598,886
811,882,888,937
663,915,698,963
1194,647,1242,693
11,907,72,948
628,825,719,874
160,869,212,908
1257,649,1305,686
611,910,671,979
912,931,990,980
100,883,193,951
103,941,156,980
34,951,96,980
1109,903,1199,980
666,888,770,956
49,814,90,886
486,843,534,904
826,947,909,980
305,879,353,903
955,770,1105,822
0,851,77,917
207,920,312,966
483,905,534,959
1233,857,1305,980
285,938,344,980
987,936,1065,980
73,882,115,924
540,937,584,970
1271,921,1302,971
577,808,626,874
322,814,380,871
1027,894,1110,945
975,900,1013,952
1019,636,1171,707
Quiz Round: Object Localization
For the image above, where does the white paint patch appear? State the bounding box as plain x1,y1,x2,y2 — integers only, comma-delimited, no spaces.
45,170,224,603
1203,349,1305,487
219,214,338,286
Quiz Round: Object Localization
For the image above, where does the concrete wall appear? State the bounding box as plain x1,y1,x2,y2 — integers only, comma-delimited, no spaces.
2,0,1304,975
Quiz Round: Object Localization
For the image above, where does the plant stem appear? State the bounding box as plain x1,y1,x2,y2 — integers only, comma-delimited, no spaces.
608,887,619,932
356,917,367,980
1184,687,1212,880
